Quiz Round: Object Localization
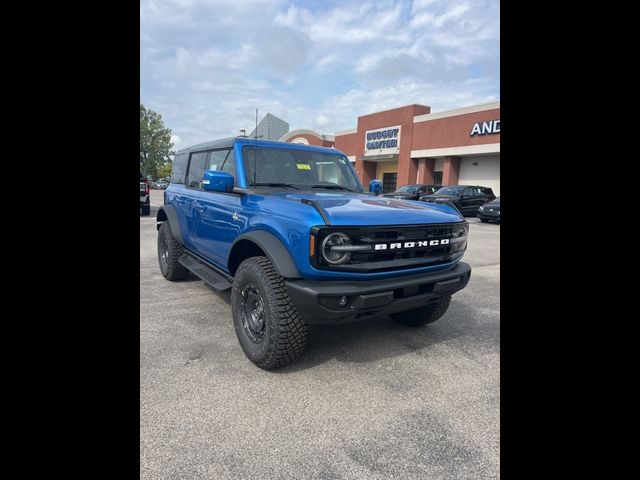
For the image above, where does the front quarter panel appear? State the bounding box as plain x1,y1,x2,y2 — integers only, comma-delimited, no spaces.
236,193,325,276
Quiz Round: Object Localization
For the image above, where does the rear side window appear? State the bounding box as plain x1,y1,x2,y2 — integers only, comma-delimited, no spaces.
171,153,188,184
186,152,208,189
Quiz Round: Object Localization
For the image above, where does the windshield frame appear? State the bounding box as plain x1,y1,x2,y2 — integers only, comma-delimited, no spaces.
241,145,364,193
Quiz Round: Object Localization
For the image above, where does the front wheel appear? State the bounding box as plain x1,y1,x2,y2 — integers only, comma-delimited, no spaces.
231,256,308,370
480,218,489,223
391,296,451,327
141,204,151,216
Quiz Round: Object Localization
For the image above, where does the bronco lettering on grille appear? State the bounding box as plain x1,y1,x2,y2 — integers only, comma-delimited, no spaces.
373,239,450,250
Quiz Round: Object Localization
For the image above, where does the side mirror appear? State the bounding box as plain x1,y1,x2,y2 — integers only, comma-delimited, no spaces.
203,170,234,192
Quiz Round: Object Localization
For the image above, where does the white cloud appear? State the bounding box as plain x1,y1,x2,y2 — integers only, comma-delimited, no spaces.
141,0,499,146
313,114,330,128
170,134,182,149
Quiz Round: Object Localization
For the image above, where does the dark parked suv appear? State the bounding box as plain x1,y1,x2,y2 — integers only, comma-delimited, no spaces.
140,171,150,216
420,185,496,216
382,184,441,201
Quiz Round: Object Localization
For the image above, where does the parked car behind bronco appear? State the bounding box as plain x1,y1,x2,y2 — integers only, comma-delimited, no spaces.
420,185,495,216
478,196,500,223
382,184,441,201
140,171,150,216
156,138,471,369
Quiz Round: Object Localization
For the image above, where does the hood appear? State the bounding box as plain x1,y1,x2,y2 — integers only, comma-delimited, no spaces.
273,192,463,226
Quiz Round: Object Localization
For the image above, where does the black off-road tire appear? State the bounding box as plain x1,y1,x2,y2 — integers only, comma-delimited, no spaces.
157,222,189,281
141,204,151,216
480,218,489,223
231,256,308,370
391,295,452,327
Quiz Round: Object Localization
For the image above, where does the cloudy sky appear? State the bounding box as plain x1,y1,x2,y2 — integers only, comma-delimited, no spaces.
141,0,499,150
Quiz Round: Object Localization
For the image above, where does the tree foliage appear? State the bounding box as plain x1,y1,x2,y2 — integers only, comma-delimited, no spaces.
140,104,174,180
157,162,172,180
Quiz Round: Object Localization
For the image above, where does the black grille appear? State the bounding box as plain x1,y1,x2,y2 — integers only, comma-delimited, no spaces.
313,222,468,272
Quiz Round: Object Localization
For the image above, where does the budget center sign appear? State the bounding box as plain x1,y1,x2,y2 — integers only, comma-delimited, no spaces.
364,125,401,156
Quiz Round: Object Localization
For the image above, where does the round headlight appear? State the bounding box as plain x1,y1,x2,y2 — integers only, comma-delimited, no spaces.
321,232,352,265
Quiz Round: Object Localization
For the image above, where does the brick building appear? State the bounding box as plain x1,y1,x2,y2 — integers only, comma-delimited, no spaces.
280,102,500,195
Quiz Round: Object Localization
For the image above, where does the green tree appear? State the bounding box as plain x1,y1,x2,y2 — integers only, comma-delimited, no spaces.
140,104,174,180
157,162,172,180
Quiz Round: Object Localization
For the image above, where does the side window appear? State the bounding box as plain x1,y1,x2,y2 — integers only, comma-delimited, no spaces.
205,149,232,173
463,187,473,196
221,151,235,178
171,153,188,184
474,187,484,196
186,152,207,189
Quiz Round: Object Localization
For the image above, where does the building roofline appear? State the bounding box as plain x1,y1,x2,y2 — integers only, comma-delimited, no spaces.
334,128,357,136
357,103,431,119
413,101,500,123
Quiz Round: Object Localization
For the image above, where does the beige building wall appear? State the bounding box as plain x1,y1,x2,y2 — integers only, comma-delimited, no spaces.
458,155,500,196
376,161,398,179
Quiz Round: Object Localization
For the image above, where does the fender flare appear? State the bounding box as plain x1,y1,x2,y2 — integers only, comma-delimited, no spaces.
231,231,302,279
156,205,184,245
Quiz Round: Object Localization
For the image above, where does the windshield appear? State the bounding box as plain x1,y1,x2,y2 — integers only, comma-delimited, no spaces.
395,185,417,193
435,186,464,195
242,146,363,192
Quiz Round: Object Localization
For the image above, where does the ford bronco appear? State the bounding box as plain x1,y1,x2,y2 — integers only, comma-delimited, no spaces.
157,138,471,369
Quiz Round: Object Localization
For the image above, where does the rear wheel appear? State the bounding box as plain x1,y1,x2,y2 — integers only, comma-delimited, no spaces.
480,218,489,223
391,296,451,327
141,204,151,216
157,222,189,281
231,256,308,370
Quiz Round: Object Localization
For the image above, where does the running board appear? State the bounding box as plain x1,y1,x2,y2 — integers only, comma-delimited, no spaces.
178,252,233,291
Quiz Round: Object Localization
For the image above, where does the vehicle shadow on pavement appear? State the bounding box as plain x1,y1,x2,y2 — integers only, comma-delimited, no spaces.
191,283,495,373
276,302,494,373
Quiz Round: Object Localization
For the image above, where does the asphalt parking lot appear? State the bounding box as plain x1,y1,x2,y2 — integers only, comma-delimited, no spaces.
140,189,500,480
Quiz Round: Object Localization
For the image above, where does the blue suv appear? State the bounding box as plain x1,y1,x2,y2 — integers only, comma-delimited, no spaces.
157,137,471,369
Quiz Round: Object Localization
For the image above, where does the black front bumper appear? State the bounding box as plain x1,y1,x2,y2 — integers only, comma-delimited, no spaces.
478,211,500,221
286,262,471,324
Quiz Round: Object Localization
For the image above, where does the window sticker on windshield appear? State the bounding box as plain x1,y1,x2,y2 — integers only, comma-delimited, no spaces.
296,163,311,170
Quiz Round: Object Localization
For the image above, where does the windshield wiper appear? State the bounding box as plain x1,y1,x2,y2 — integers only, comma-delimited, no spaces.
250,182,301,190
310,185,356,192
